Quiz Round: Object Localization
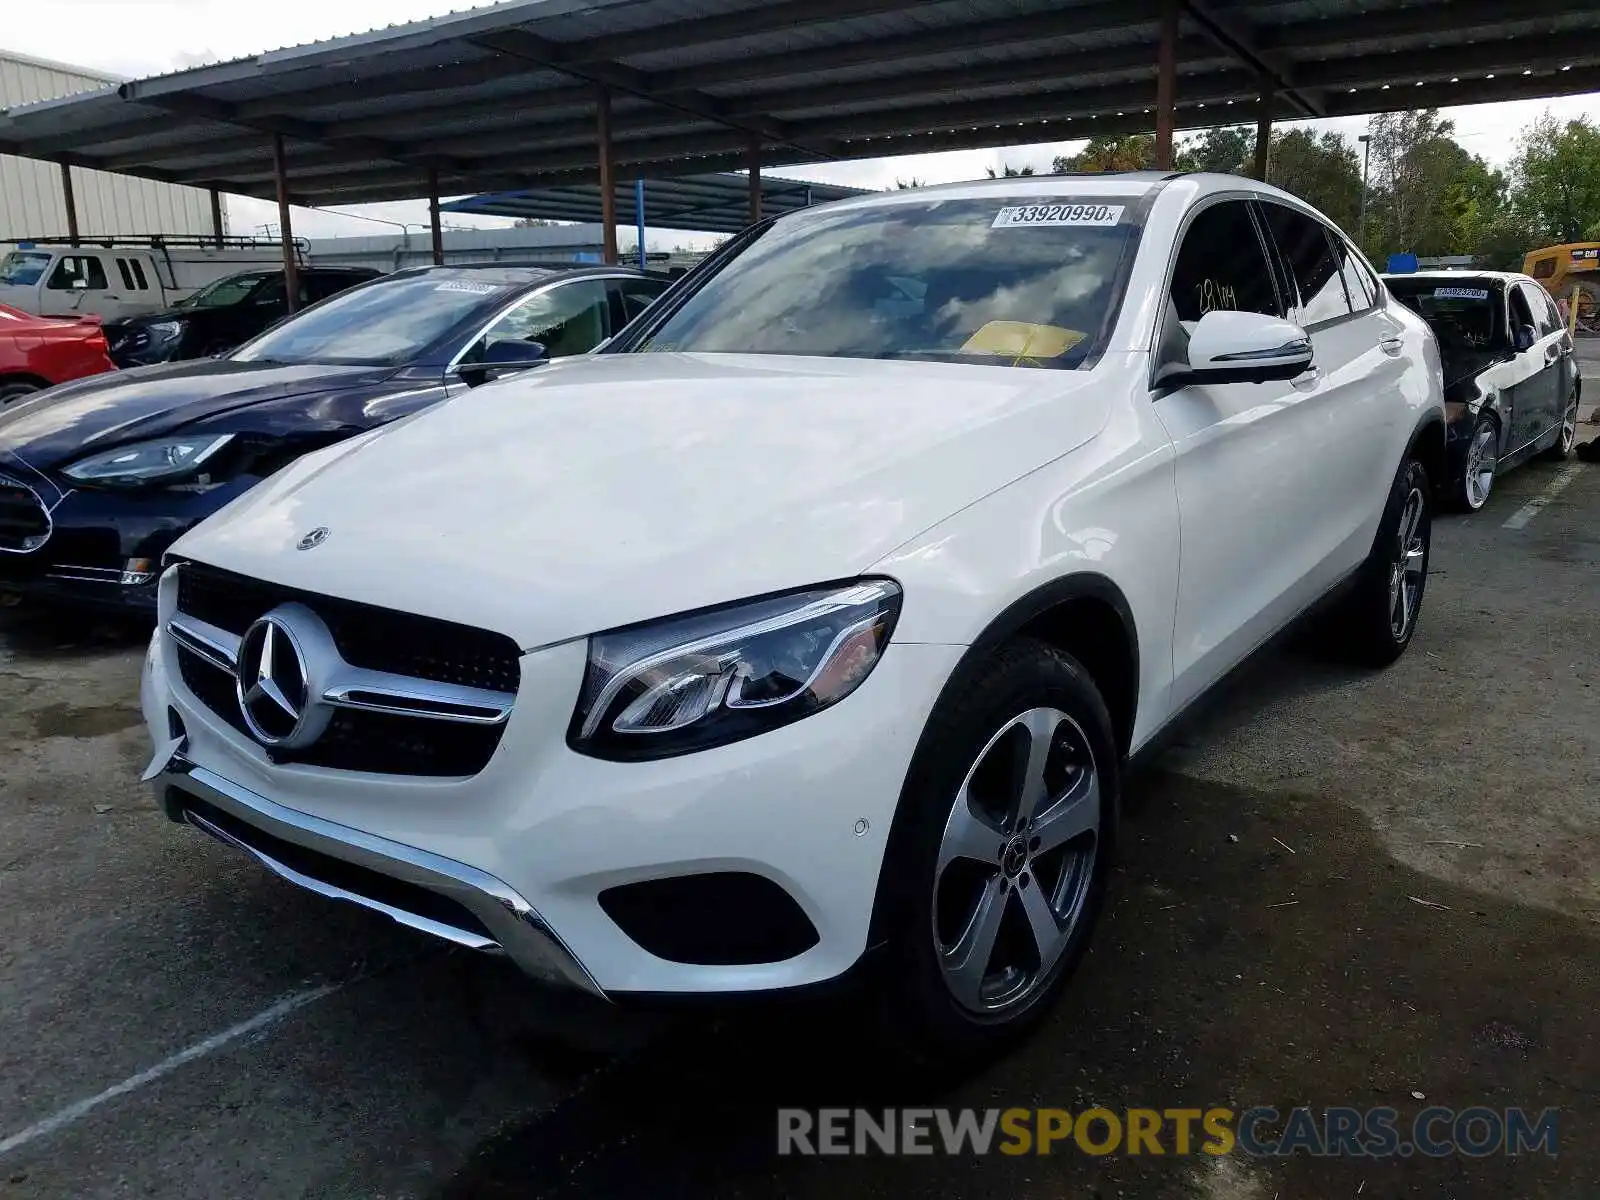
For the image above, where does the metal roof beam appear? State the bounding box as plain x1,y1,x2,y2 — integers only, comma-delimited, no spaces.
126,91,477,178
233,54,535,119
717,40,1229,119
1297,38,1600,91
650,2,1161,95
1179,0,1322,117
560,0,925,64
465,27,838,161
1259,0,1599,51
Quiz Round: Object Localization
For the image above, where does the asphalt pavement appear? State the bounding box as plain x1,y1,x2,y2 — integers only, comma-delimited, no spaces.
1,453,1596,1199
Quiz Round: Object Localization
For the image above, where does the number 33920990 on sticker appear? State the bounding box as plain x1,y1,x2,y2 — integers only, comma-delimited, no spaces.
992,204,1125,229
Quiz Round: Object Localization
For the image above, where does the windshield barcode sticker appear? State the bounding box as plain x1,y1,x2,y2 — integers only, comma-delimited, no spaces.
434,280,498,294
1433,287,1490,300
992,204,1124,229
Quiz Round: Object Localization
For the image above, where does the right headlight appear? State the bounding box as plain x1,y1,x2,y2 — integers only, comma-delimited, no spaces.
569,579,902,761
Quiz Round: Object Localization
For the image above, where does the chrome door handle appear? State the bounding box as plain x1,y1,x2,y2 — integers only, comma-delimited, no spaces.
1379,336,1404,357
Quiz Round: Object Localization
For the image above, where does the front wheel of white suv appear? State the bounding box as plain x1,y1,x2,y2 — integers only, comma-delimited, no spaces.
872,638,1118,1068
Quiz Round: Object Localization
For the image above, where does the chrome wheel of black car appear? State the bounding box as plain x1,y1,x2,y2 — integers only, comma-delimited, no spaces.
1389,485,1428,641
1462,417,1498,510
934,706,1100,1017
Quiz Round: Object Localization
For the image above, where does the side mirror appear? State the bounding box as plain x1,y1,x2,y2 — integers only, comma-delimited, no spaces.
458,339,549,387
1156,310,1313,388
1513,324,1537,352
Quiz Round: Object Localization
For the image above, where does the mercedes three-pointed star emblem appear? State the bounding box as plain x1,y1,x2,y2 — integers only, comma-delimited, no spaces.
235,614,310,745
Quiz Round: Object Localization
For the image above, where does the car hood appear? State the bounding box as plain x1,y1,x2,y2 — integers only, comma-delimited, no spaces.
0,359,399,467
173,352,1118,648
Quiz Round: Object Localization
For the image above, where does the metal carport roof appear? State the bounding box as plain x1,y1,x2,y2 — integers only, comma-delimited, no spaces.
1,0,1598,208
440,172,871,234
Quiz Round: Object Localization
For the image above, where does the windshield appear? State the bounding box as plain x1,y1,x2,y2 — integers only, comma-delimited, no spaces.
633,196,1141,368
0,252,54,287
1387,280,1502,351
233,275,508,365
178,272,272,309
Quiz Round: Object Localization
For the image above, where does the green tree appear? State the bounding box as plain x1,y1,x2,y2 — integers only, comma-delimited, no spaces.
1508,114,1600,244
1053,134,1154,173
1265,128,1363,233
986,163,1036,177
894,176,927,189
1175,126,1253,174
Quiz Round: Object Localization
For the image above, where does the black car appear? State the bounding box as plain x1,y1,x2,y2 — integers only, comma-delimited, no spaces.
0,264,667,610
102,266,382,367
1384,270,1581,511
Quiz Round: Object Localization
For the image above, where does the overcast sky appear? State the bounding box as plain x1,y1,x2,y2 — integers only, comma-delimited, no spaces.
9,0,1600,244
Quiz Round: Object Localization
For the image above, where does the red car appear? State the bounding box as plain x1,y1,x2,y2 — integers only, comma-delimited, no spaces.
0,304,116,406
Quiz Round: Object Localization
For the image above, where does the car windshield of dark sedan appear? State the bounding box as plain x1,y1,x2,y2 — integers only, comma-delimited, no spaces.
635,196,1141,368
1386,280,1502,352
177,272,273,309
233,275,509,365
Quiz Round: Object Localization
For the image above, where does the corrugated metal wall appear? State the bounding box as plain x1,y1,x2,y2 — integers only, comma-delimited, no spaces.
0,52,214,240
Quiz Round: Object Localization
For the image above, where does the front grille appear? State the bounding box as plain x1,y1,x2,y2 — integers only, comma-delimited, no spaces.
173,561,521,778
178,561,520,692
0,475,50,552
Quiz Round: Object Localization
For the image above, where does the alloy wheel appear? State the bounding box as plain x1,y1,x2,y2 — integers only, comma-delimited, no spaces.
1559,399,1578,455
1464,422,1497,509
933,707,1100,1017
1388,486,1428,641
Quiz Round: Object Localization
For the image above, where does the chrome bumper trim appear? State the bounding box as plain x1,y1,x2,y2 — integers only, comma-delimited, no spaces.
155,758,605,998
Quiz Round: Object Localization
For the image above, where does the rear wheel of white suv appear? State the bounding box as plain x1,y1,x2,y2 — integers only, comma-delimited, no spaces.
874,638,1117,1067
1331,457,1432,667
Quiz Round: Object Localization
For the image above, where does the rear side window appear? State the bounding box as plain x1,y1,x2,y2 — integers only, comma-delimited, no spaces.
115,259,135,290
1525,283,1560,335
1261,204,1351,326
614,278,666,322
129,260,148,289
1331,238,1377,312
1168,200,1284,323
47,255,108,291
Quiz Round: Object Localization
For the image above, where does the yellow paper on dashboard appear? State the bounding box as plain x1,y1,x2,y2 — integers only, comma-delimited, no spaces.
960,321,1086,362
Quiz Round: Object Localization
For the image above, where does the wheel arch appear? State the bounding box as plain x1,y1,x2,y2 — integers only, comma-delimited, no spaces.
954,572,1141,760
0,372,52,392
1407,410,1448,492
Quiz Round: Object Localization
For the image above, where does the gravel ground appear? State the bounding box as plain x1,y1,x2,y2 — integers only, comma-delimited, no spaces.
0,454,1595,1199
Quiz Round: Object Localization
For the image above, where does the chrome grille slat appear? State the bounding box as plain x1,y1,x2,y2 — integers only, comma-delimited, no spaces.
169,561,519,777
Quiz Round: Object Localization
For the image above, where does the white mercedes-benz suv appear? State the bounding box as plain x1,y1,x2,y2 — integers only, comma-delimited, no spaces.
142,174,1443,1061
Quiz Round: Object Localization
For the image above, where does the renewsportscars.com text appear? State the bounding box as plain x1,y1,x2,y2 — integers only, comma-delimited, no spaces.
777,1106,1558,1158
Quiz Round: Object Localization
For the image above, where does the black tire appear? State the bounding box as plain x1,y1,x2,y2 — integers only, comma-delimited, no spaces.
0,382,40,406
1537,388,1579,462
1331,457,1432,667
871,637,1118,1069
1455,412,1498,511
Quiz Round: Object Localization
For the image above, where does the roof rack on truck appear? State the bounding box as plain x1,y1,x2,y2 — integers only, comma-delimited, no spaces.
3,233,308,256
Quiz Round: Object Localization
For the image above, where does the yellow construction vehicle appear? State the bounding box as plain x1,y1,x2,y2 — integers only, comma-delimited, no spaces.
1523,242,1600,332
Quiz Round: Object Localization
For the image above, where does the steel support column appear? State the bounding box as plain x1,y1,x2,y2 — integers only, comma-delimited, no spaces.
1253,76,1273,180
635,179,647,267
596,87,618,265
272,134,299,314
427,167,445,265
59,162,80,245
747,135,762,223
209,187,225,246
1154,0,1179,170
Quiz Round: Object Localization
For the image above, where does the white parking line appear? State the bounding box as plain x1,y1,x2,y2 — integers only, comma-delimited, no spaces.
1503,464,1584,530
0,983,339,1160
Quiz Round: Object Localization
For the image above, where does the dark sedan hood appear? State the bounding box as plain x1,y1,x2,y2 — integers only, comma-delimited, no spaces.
0,359,399,467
